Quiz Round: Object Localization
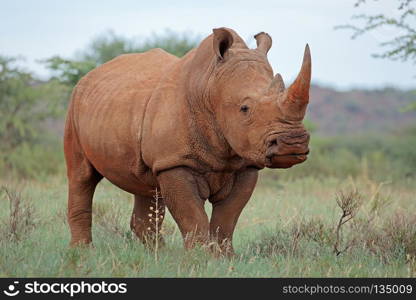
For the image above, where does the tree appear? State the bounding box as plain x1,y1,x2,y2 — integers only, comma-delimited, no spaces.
44,30,199,88
337,0,416,111
0,56,67,176
337,0,416,64
42,57,96,88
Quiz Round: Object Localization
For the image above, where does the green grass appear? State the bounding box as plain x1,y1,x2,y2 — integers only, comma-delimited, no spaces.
0,173,415,277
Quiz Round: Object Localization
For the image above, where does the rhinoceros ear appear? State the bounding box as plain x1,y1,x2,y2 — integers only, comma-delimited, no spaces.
212,28,234,60
254,32,272,55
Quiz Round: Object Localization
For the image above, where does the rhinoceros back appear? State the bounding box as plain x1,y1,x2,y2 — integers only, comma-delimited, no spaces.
66,49,178,194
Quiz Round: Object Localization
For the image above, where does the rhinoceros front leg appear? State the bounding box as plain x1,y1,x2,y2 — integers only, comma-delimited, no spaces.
157,167,210,249
210,169,258,255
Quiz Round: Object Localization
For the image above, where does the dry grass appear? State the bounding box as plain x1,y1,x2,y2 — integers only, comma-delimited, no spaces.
94,200,129,239
0,175,415,277
0,185,36,241
146,188,164,261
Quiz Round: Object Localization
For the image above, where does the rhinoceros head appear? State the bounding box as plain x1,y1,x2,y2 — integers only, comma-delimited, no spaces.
208,28,311,169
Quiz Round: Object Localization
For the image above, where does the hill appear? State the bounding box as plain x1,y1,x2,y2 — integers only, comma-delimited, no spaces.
308,85,416,135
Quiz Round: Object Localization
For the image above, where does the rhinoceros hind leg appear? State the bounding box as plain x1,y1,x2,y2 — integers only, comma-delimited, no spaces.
65,137,102,246
130,194,165,247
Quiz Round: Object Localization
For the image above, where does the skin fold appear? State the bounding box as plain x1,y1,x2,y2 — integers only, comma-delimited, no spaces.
64,27,312,255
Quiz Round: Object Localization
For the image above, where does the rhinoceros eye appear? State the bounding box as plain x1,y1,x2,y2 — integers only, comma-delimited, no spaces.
240,105,249,113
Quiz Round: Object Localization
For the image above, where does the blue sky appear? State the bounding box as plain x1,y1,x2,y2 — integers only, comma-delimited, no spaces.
1,0,414,90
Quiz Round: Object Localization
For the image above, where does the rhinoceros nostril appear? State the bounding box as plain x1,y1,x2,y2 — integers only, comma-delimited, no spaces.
266,153,274,159
267,139,278,148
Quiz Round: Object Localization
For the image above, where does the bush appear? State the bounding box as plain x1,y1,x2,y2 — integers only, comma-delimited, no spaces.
0,56,67,179
1,139,64,179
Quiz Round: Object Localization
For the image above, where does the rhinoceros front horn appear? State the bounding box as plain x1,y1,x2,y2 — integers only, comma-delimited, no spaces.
280,44,312,120
287,44,311,105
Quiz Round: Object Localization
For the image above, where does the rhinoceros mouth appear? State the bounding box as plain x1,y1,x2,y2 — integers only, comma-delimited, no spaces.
265,150,309,169
247,164,263,170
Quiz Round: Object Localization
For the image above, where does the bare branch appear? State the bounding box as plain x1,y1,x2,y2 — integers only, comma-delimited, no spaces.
335,0,416,64
333,189,363,256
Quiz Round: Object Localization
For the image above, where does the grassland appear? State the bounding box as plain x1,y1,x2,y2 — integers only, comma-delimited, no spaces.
0,171,415,277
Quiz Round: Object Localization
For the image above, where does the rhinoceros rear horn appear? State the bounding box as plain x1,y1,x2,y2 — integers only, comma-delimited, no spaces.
270,73,285,93
213,28,234,60
254,32,272,55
